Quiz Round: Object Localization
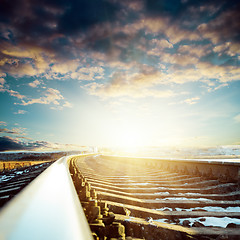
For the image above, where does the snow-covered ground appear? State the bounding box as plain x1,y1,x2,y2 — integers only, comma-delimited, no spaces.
156,206,240,212
179,217,240,228
111,145,240,159
155,217,240,228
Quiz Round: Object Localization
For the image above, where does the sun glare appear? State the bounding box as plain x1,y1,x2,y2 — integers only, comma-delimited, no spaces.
118,131,140,147
112,122,144,154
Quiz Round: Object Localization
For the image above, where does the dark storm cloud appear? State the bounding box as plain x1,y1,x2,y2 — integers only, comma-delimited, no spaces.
0,0,120,39
144,0,183,17
198,3,240,44
0,136,25,151
58,0,120,34
0,136,51,151
144,0,240,35
0,136,83,151
0,0,127,68
1,0,239,57
0,0,239,82
144,0,237,17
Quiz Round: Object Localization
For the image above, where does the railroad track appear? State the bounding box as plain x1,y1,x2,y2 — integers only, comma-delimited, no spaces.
71,155,240,240
0,155,94,240
0,162,53,208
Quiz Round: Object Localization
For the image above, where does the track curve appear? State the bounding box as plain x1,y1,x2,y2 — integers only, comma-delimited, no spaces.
72,154,240,240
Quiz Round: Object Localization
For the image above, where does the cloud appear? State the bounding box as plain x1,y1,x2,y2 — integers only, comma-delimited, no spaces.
0,121,7,126
50,100,73,110
0,135,87,151
20,88,64,106
86,80,174,99
0,73,6,77
196,62,240,83
71,66,105,81
169,96,200,106
197,3,240,45
234,114,240,123
0,127,26,135
151,39,173,49
213,42,240,57
51,60,79,75
63,101,73,108
0,136,25,151
212,83,228,92
29,80,41,88
135,17,200,44
183,97,200,105
58,0,120,34
0,44,52,77
0,87,26,100
164,22,200,44
116,16,200,45
0,73,6,90
8,89,26,100
121,0,144,11
0,0,206,83
160,52,198,66
0,78,5,86
156,61,240,86
0,136,52,151
85,65,175,98
178,44,211,58
0,0,239,103
14,110,27,114
0,75,72,109
15,87,72,109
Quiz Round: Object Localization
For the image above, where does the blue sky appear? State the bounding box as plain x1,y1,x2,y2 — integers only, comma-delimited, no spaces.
0,0,240,151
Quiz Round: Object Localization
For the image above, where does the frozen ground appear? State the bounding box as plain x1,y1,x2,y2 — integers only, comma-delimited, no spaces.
179,217,240,228
155,217,240,228
112,145,240,159
156,206,240,212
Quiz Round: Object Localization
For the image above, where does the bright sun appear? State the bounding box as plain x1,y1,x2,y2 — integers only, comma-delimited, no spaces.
118,131,140,148
112,122,144,154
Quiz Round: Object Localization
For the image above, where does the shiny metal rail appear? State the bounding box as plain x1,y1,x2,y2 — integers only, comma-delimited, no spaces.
0,155,94,240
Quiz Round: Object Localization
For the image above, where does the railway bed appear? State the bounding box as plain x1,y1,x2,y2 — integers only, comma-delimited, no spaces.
0,161,53,208
71,155,240,240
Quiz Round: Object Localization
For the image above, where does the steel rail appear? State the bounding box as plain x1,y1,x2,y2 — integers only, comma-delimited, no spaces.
0,155,94,240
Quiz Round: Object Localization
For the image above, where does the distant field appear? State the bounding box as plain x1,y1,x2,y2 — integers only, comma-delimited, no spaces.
0,151,71,171
0,160,53,171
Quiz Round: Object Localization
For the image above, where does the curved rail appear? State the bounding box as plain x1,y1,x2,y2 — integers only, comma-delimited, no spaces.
0,155,94,240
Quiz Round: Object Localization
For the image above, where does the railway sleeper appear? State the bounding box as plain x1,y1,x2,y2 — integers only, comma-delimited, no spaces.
115,214,240,240
89,181,238,195
84,178,220,189
70,160,140,240
85,176,204,185
90,186,240,201
96,191,240,208
71,157,240,239
132,192,240,201
104,200,240,221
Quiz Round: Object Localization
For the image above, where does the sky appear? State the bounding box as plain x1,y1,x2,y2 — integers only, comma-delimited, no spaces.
0,0,240,151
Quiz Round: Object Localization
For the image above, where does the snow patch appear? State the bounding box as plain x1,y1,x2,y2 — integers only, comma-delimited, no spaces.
179,217,240,228
162,197,212,201
175,206,240,212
